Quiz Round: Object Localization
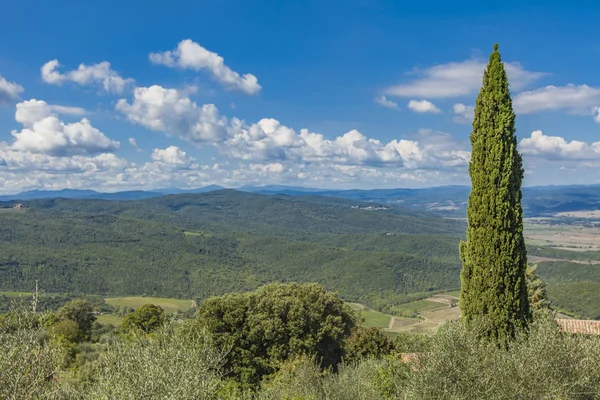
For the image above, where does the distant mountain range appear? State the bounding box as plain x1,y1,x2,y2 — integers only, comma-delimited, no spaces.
3,184,600,217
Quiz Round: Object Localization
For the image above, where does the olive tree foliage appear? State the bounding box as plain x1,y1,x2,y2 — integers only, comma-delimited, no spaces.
195,282,357,385
0,291,65,400
405,317,600,399
64,323,227,400
258,355,397,400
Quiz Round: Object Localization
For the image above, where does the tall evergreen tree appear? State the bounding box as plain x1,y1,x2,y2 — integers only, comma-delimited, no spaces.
459,43,530,342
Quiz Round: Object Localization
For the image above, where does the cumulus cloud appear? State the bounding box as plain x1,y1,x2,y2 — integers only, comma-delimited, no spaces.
225,118,403,166
374,95,400,111
520,130,600,160
0,74,24,105
248,163,286,174
11,99,119,156
41,59,133,94
116,85,228,143
384,59,546,98
452,103,475,124
12,117,120,156
0,143,126,172
593,107,600,124
407,100,441,114
513,84,600,114
392,129,470,169
151,146,195,168
224,119,469,170
16,99,85,128
128,138,142,151
117,84,468,172
149,39,261,95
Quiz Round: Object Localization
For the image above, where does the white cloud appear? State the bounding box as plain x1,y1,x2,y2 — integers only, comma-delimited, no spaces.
452,103,475,124
118,85,468,172
391,129,470,169
12,117,120,156
0,143,126,172
248,163,286,174
520,130,600,160
513,84,600,114
593,107,600,124
116,85,228,143
225,118,403,166
407,100,441,114
128,138,142,152
151,146,195,168
149,39,261,95
11,100,119,156
41,59,133,94
384,59,546,98
16,99,85,128
0,74,24,105
224,119,469,170
374,95,400,111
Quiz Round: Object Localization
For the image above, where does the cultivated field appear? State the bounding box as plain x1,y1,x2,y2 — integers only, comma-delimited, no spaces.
351,292,461,335
524,220,600,251
554,210,600,219
105,297,195,313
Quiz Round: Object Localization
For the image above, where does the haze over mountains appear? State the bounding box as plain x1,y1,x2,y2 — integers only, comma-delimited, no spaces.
3,184,600,217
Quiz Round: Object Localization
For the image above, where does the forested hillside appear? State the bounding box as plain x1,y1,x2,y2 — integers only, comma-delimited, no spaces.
0,190,463,311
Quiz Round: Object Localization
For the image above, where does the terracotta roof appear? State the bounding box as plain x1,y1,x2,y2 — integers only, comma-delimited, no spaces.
556,318,600,335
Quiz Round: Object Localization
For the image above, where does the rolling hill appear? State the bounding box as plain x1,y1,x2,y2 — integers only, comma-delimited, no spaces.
4,183,600,217
0,190,464,312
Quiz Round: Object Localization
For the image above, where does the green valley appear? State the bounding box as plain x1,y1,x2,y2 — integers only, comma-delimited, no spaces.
0,190,464,313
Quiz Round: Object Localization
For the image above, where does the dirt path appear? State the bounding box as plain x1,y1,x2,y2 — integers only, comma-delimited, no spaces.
529,256,600,265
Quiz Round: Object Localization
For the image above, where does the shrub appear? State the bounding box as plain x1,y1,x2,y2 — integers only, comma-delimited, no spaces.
344,326,395,363
66,323,227,400
195,282,357,385
405,317,600,399
121,304,165,334
0,294,65,400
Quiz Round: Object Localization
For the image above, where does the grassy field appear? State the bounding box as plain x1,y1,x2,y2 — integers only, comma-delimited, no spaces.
105,297,194,313
96,314,124,326
0,291,32,297
348,303,392,328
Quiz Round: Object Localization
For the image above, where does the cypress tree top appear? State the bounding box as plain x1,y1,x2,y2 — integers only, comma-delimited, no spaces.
459,43,530,343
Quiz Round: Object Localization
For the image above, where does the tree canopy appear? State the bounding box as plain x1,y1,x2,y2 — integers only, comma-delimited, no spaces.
195,282,357,385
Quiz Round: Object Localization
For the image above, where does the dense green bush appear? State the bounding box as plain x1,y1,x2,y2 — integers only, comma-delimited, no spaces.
343,326,395,363
121,304,165,334
195,282,357,385
51,300,96,343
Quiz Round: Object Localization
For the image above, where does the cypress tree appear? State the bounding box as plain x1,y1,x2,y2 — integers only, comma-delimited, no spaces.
459,43,530,342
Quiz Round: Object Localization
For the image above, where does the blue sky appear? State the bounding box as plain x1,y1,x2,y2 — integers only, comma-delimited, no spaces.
0,0,599,193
